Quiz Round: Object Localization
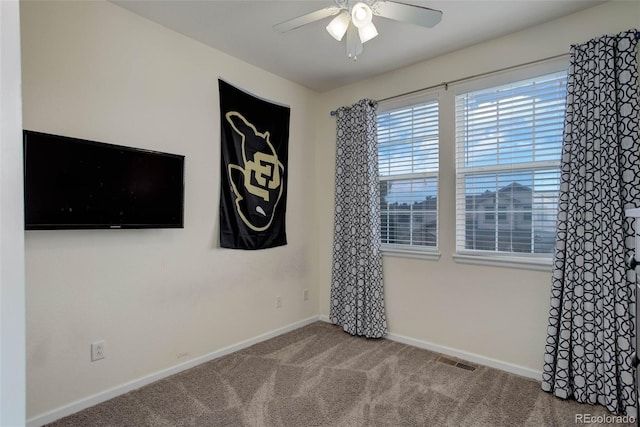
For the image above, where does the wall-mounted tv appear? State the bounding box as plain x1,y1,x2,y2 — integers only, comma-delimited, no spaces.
23,130,185,230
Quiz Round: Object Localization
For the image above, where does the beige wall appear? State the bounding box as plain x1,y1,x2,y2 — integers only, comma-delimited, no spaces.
1,1,26,424
314,0,639,374
20,1,317,419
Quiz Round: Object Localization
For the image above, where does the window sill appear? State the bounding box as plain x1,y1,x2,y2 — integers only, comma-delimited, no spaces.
381,245,441,261
452,253,553,272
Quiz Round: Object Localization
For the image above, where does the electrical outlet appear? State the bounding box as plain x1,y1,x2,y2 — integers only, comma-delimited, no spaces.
276,296,282,308
303,289,309,301
91,340,105,361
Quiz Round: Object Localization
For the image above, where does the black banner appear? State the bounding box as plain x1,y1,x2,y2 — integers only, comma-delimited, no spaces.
218,80,289,249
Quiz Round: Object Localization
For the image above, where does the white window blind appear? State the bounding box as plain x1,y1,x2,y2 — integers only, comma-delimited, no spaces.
455,71,567,255
377,100,439,249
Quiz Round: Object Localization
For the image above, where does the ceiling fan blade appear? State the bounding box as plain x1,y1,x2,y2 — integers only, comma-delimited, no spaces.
374,1,442,28
273,7,341,33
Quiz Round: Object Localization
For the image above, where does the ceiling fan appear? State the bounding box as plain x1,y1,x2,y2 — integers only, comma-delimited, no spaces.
273,0,443,61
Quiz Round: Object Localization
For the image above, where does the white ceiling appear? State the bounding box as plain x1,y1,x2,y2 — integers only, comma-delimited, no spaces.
112,0,605,92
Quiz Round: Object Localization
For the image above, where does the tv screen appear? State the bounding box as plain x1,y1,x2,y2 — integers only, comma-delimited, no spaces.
23,130,185,230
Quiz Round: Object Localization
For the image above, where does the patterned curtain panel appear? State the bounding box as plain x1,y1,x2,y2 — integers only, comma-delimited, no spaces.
542,30,640,417
330,99,387,338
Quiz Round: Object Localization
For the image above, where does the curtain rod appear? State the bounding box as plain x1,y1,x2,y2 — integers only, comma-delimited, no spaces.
330,52,571,116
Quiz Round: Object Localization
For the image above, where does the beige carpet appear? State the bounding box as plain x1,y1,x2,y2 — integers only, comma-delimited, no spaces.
47,321,631,426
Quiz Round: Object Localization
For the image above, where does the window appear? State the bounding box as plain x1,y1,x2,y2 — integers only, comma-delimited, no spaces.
455,71,567,256
377,99,439,252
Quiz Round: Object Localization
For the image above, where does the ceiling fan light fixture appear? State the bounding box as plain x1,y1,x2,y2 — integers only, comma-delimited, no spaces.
325,11,350,41
272,0,443,61
351,2,372,28
358,22,378,43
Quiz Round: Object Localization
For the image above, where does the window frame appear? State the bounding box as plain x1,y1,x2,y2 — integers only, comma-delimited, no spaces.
377,91,441,260
451,58,568,270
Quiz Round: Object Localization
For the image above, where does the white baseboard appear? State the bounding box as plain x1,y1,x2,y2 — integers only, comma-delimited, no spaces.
318,314,331,323
317,314,541,381
385,331,542,381
27,315,321,427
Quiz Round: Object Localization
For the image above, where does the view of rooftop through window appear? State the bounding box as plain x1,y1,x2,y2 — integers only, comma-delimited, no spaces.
377,100,439,248
376,70,567,255
456,71,567,254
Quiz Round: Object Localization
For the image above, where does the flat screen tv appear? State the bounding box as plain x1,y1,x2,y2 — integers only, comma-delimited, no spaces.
23,130,185,230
